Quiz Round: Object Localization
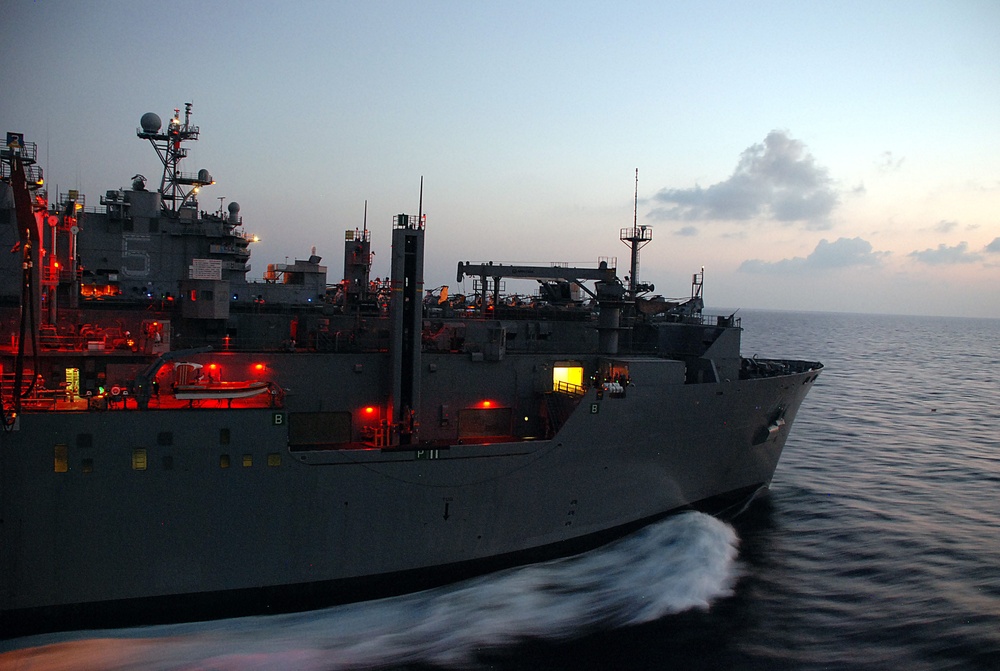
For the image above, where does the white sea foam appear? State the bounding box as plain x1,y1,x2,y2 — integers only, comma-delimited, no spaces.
1,512,739,670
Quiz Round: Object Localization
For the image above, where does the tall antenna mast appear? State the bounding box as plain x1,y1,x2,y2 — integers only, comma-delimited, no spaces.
620,168,652,298
418,176,424,220
633,167,638,229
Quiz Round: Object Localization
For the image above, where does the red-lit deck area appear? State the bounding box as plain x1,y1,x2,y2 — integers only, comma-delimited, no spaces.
7,386,282,412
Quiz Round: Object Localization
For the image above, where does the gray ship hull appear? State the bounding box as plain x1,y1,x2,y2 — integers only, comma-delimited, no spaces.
0,353,817,633
1,106,823,635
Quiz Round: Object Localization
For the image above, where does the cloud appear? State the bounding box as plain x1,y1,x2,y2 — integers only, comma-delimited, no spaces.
908,242,982,265
876,151,905,173
674,226,698,237
932,220,958,234
986,237,1000,254
648,130,839,229
739,237,885,274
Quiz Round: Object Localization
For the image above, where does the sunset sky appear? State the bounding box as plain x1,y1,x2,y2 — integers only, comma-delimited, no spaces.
3,0,998,317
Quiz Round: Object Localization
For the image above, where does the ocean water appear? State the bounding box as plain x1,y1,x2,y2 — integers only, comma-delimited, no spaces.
2,311,999,670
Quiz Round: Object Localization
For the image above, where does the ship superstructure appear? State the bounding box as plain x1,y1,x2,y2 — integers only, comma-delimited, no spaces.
0,108,822,635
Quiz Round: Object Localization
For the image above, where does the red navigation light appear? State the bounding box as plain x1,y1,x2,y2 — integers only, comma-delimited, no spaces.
363,406,376,415
253,363,266,373
480,400,493,408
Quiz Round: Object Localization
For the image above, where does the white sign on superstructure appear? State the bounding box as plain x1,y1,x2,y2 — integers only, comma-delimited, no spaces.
190,258,222,280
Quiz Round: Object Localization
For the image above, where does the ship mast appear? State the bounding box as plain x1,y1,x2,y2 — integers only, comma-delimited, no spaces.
388,178,427,446
136,103,214,214
620,168,653,299
343,200,373,305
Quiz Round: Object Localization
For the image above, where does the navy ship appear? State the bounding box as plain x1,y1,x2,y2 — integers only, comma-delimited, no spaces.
0,107,822,635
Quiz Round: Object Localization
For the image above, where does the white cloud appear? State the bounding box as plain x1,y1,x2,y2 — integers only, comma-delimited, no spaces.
739,237,885,274
648,130,839,230
876,150,905,173
985,237,1000,254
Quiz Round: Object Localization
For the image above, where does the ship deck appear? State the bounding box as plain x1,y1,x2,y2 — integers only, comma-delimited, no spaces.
11,391,279,412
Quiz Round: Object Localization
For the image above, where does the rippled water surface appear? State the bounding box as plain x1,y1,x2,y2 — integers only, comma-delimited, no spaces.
3,311,999,670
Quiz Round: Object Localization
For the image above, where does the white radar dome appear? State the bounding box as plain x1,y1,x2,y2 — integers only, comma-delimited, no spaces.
228,202,240,214
140,112,161,133
197,168,212,183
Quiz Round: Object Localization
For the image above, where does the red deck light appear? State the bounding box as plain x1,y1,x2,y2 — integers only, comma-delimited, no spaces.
480,400,492,408
363,406,376,415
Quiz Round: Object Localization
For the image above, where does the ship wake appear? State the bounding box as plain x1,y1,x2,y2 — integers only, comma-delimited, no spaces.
0,512,739,670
